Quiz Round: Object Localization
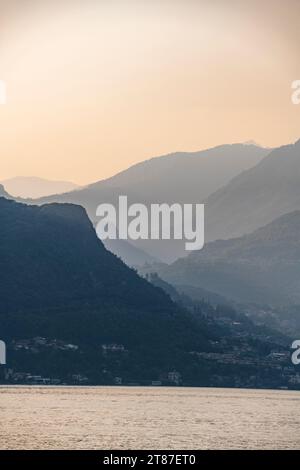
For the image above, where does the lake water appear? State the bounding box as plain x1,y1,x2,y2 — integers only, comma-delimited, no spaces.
0,386,300,450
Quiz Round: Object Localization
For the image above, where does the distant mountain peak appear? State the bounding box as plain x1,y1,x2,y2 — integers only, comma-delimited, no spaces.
242,140,263,147
0,176,81,199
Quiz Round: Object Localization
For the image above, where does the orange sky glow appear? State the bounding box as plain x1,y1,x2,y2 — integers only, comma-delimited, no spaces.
0,0,300,184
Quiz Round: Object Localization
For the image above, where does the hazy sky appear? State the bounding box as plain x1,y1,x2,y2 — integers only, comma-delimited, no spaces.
0,0,300,184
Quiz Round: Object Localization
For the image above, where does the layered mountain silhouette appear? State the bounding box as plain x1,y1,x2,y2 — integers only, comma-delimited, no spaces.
0,177,296,386
205,139,300,241
17,143,268,263
1,176,80,199
153,210,300,306
0,197,217,383
86,143,268,204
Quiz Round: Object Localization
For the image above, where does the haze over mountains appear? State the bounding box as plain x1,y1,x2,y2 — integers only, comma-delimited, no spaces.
3,139,300,269
205,139,300,241
1,196,294,387
88,143,269,204
150,210,300,307
13,143,269,264
32,143,268,205
1,177,80,199
1,139,299,386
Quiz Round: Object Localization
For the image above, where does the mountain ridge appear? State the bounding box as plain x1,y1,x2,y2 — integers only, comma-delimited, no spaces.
205,139,300,241
15,143,270,263
1,177,81,199
153,209,300,306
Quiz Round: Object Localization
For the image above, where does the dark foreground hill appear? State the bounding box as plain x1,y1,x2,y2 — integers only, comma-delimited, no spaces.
0,197,172,314
0,197,224,385
0,198,297,388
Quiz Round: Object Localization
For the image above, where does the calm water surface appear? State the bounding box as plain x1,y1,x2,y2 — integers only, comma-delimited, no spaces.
0,386,300,450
